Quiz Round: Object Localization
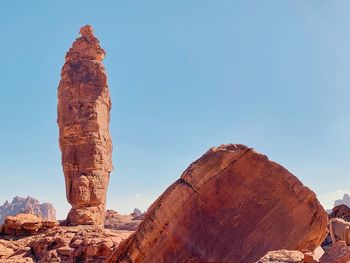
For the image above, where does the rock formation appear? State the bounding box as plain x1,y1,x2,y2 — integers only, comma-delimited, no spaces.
319,241,350,263
334,194,350,208
0,223,132,262
0,214,58,237
108,144,328,263
330,204,350,222
329,218,350,246
57,25,112,226
104,210,142,231
0,196,56,224
256,250,305,263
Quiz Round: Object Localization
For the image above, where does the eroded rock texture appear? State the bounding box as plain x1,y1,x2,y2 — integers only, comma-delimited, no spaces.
0,224,132,262
0,214,58,237
57,25,112,226
319,241,350,263
330,204,350,222
108,144,328,263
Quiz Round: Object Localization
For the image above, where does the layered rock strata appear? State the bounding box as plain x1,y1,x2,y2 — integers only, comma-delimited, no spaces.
57,25,112,226
0,214,58,237
108,144,328,263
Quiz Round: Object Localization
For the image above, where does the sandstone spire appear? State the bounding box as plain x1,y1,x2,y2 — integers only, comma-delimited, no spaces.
57,25,112,226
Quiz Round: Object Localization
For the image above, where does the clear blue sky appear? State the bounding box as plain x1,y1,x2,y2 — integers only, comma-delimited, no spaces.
0,1,349,219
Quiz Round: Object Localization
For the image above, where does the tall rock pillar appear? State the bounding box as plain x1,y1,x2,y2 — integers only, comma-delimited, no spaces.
57,25,112,226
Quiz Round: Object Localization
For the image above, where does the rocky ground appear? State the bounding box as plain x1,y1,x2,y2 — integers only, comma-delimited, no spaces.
0,214,133,262
2,25,350,263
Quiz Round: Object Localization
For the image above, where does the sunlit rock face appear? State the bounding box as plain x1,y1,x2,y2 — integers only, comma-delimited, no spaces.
57,25,112,226
108,144,328,263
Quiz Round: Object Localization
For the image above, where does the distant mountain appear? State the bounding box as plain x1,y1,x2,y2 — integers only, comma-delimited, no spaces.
334,194,350,208
0,196,56,224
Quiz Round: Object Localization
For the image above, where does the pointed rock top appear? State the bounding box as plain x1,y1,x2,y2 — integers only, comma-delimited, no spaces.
65,25,105,62
79,25,94,37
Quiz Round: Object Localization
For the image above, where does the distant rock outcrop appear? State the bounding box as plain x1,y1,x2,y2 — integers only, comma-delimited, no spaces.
330,204,350,222
104,210,143,231
0,196,56,224
334,194,350,208
108,144,328,263
57,25,113,226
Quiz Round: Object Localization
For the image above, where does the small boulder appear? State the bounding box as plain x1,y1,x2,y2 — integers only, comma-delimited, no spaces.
256,250,304,263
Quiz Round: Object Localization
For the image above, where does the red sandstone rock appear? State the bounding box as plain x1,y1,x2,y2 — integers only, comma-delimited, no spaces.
0,225,132,262
57,25,112,226
319,241,350,263
108,144,328,263
329,218,350,246
302,246,324,263
0,214,58,237
256,250,304,263
330,204,350,221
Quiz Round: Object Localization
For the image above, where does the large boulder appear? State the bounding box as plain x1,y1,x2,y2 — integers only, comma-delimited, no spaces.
108,144,328,263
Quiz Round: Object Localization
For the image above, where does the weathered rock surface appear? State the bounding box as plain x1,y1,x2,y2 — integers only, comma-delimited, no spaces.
0,196,56,224
0,214,59,237
105,210,142,231
319,241,350,263
108,144,328,263
0,224,132,262
329,218,350,246
256,250,304,263
57,25,112,226
330,204,350,222
303,246,325,263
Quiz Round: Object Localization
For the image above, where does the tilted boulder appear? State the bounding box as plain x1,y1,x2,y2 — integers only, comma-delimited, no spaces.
57,25,113,226
108,144,328,263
